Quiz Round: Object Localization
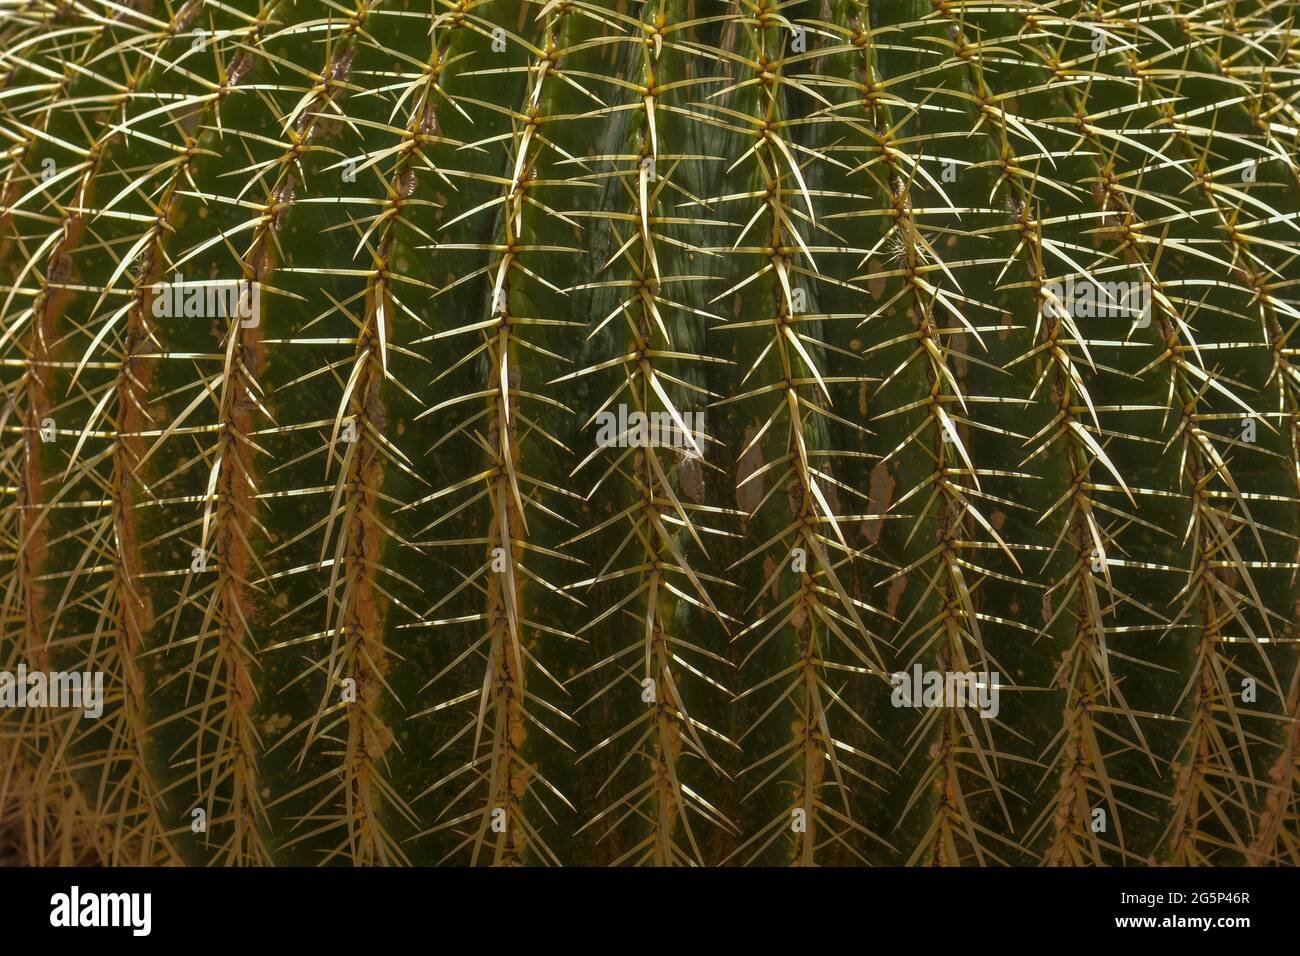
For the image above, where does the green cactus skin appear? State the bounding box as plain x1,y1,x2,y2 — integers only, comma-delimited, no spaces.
0,0,1297,867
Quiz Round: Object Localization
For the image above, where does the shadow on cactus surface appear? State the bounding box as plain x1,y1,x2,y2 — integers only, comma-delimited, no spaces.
0,0,1297,868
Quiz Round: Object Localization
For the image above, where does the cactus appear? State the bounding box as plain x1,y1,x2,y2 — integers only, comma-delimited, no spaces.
0,0,1296,868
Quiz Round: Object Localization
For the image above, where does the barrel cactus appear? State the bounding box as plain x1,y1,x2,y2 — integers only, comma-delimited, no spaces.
0,0,1296,868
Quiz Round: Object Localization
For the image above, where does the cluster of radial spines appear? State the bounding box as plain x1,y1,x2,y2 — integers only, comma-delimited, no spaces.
932,9,1163,867
1127,9,1300,866
124,0,423,868
687,4,906,866
556,2,742,867
403,1,625,866
258,0,472,868
807,3,1036,866
1101,6,1285,867
903,4,1153,866
144,1,316,869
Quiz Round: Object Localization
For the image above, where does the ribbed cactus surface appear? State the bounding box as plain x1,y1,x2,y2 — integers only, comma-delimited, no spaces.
0,0,1297,867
